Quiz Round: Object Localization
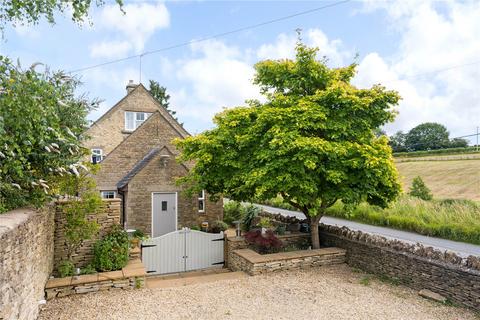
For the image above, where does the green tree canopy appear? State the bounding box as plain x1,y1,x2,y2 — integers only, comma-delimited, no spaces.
389,131,407,152
175,42,402,248
404,122,450,151
0,57,98,212
0,0,123,33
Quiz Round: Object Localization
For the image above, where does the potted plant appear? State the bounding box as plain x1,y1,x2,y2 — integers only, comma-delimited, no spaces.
130,229,145,248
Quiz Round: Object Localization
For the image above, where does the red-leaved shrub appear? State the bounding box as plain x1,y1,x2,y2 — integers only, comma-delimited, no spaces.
244,229,283,254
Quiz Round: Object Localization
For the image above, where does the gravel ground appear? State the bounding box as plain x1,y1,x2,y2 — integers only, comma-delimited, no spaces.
39,265,478,320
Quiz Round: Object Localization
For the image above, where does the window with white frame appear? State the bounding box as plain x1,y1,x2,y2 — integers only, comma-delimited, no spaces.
91,149,103,164
198,190,205,213
100,191,116,199
125,111,152,131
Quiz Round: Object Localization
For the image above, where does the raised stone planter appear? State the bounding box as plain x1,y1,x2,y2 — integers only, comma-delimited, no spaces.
225,233,310,268
229,247,346,275
45,259,146,300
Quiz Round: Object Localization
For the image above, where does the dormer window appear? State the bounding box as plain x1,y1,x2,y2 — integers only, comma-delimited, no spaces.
91,149,103,164
125,111,152,131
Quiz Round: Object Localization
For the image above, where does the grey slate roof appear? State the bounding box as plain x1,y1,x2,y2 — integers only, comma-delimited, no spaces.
116,147,161,189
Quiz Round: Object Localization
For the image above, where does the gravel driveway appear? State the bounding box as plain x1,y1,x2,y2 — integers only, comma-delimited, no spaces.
39,265,477,320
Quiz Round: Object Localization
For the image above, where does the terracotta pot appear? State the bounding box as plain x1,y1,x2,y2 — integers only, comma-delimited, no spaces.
130,238,140,248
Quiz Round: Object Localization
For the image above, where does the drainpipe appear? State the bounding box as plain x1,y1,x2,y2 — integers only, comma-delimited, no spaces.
118,189,127,229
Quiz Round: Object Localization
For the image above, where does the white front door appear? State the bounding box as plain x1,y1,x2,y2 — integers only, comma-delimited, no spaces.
152,192,177,237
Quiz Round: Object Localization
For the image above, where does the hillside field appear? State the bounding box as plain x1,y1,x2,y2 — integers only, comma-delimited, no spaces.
395,155,480,201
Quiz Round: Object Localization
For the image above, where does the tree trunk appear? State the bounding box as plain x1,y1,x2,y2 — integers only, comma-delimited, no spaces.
309,215,322,249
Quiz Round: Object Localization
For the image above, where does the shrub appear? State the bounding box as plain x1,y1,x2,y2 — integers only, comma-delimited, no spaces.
257,217,272,228
189,225,200,231
0,57,98,213
242,205,261,231
244,229,283,254
210,220,228,233
223,200,246,225
93,226,129,272
58,260,74,278
80,264,96,275
132,229,146,239
275,224,286,235
409,176,433,200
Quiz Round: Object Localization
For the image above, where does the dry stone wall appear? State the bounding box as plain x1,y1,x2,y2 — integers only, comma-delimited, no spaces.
319,224,480,311
0,206,55,320
229,248,346,275
53,199,121,273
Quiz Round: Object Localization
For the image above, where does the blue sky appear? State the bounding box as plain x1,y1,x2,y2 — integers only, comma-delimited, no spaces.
1,0,479,142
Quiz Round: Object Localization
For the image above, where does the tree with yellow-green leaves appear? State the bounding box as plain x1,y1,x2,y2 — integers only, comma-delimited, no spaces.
176,40,402,249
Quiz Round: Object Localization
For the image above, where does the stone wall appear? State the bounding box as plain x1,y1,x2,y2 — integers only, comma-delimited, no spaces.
319,224,480,311
126,147,223,235
229,248,346,275
0,206,55,320
225,233,310,268
45,259,146,300
53,199,121,272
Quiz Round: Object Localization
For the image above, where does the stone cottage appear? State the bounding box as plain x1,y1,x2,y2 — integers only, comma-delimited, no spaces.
84,81,223,237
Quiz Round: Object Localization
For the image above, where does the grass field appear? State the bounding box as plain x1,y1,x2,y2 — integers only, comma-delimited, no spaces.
256,154,480,244
395,156,480,201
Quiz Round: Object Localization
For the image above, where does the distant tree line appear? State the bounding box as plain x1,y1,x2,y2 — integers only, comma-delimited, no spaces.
388,122,469,152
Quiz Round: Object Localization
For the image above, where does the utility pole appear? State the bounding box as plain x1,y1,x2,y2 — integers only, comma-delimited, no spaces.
477,126,479,152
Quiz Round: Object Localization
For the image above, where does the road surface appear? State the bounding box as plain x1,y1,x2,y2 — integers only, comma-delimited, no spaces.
255,203,480,257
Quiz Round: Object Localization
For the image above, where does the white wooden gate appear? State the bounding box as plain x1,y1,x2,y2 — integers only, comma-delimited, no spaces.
141,228,224,275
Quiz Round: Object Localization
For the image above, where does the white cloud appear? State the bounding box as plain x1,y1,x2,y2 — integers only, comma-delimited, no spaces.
354,0,480,140
83,66,139,121
172,40,260,124
170,29,349,131
89,40,132,59
90,1,170,56
257,29,351,66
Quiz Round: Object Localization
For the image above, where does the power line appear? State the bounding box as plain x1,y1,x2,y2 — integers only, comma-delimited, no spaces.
68,0,351,74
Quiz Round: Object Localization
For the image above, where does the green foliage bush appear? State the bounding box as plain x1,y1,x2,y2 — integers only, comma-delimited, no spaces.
210,220,228,233
0,56,99,213
58,260,74,278
409,176,433,201
242,205,261,231
257,217,272,228
223,200,246,225
132,229,146,239
80,264,96,275
93,226,129,272
58,164,102,261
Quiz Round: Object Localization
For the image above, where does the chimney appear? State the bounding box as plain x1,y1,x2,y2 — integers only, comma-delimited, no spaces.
126,80,137,94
